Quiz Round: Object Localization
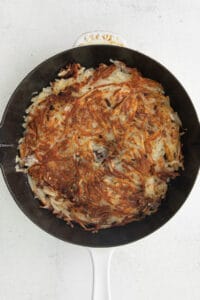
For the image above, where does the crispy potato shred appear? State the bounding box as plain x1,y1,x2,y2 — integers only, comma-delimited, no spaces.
17,61,183,231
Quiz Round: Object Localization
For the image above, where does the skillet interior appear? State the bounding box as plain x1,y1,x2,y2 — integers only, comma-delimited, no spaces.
0,45,199,247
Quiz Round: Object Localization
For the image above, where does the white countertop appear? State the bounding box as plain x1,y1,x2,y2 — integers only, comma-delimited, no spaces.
0,1,200,299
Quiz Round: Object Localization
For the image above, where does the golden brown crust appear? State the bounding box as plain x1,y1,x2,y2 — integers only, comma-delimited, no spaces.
17,61,183,231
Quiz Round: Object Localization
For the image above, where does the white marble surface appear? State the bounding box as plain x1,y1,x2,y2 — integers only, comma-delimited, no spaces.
0,0,200,299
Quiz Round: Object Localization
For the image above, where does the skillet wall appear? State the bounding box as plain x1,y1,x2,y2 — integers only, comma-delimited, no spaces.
0,45,199,247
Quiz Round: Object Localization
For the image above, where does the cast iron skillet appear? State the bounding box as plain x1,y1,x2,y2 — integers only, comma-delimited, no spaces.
0,45,199,247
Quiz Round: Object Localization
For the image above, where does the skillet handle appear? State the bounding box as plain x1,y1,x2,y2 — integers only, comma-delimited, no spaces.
73,31,127,47
89,247,114,300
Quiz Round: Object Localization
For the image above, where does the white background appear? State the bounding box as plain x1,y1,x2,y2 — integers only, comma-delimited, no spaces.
0,0,200,299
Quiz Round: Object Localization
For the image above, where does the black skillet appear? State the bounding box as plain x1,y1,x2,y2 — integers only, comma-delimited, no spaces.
0,45,199,248
0,44,200,300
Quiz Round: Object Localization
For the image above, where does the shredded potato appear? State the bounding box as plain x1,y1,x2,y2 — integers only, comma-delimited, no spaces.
17,61,183,231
